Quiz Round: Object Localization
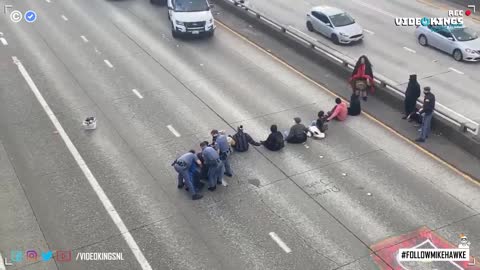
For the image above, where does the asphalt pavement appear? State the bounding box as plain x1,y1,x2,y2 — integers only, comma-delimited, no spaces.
244,0,480,127
0,0,479,269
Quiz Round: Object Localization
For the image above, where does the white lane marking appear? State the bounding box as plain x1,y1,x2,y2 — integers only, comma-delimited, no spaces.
269,232,292,253
12,56,153,270
0,32,3,36
363,28,374,35
132,89,143,99
14,56,154,267
80,35,88,43
167,125,181,137
449,67,464,74
0,253,7,270
353,0,398,18
403,46,416,53
104,59,114,68
61,15,68,21
0,38,7,46
46,0,51,2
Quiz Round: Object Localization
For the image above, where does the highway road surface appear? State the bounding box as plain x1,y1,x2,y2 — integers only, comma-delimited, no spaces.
0,0,479,269
246,0,480,127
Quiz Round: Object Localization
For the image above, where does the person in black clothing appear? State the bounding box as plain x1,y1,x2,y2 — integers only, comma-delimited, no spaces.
231,125,261,152
286,117,308,144
261,125,285,151
347,94,361,116
403,74,421,119
416,87,436,143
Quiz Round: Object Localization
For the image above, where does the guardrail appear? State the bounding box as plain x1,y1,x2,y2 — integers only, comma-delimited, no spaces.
219,0,479,135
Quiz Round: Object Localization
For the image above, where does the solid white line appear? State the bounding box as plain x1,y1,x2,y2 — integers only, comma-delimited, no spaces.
363,28,374,35
403,46,416,53
11,56,153,270
167,125,181,137
132,89,143,99
104,59,113,68
0,38,7,46
449,67,464,74
0,253,6,270
353,0,398,18
269,232,292,253
80,35,88,43
61,15,68,21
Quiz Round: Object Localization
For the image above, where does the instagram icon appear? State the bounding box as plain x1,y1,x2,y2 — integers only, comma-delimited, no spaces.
26,250,38,262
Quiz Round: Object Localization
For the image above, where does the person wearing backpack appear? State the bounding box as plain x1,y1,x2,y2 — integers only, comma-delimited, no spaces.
232,125,261,152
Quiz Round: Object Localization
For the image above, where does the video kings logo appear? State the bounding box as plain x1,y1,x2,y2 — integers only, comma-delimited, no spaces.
395,10,464,27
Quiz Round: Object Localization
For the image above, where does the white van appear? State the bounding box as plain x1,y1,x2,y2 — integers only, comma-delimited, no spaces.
167,0,215,38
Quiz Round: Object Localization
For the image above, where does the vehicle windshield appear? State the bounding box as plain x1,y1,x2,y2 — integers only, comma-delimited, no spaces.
174,0,209,12
329,13,355,27
450,27,478,41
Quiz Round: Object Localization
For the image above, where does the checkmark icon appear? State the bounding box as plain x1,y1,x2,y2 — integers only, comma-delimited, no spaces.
25,10,37,23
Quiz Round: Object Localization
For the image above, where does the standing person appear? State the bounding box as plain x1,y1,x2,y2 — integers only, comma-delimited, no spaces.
416,87,436,143
210,129,233,177
403,74,421,119
200,141,223,191
285,117,309,144
261,124,285,151
232,125,261,152
327,98,348,121
349,55,374,101
172,150,203,200
347,93,361,116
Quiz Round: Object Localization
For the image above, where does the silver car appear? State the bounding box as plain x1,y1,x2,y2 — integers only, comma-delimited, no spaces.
415,25,480,62
306,6,363,44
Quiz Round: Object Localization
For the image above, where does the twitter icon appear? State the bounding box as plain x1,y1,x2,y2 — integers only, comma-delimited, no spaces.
41,251,53,261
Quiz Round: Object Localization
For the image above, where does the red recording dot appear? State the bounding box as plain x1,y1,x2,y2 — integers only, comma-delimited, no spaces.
465,10,472,16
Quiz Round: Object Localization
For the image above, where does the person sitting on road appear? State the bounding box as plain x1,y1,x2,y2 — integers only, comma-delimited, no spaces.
231,125,261,152
347,94,361,116
261,124,285,151
285,117,308,144
308,111,328,139
327,98,348,122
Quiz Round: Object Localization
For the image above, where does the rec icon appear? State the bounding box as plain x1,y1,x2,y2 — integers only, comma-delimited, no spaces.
56,250,72,262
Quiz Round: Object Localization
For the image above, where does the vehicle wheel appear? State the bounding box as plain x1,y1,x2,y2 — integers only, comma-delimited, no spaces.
306,21,314,32
172,27,179,39
331,34,339,44
453,49,463,61
418,35,428,46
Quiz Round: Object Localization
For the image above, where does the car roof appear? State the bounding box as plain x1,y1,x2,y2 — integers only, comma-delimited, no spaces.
311,6,345,16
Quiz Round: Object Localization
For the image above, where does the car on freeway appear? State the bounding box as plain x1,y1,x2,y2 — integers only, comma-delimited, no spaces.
415,25,480,62
166,0,215,38
306,6,364,44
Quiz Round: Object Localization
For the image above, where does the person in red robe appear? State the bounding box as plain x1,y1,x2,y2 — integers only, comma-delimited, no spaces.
349,55,374,101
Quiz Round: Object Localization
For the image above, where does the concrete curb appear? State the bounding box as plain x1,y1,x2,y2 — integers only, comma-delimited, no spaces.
213,0,480,160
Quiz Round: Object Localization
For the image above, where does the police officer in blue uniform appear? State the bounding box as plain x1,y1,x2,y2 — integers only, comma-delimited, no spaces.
172,150,203,200
200,141,223,191
211,130,233,177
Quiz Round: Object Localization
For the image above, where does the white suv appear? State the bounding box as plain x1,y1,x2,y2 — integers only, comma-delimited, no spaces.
167,0,215,38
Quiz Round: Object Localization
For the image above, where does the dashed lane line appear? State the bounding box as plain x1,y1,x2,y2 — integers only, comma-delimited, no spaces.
449,67,464,75
80,35,88,43
269,232,292,253
403,46,416,53
104,59,114,68
167,125,181,137
0,38,7,46
132,89,144,99
61,15,68,21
